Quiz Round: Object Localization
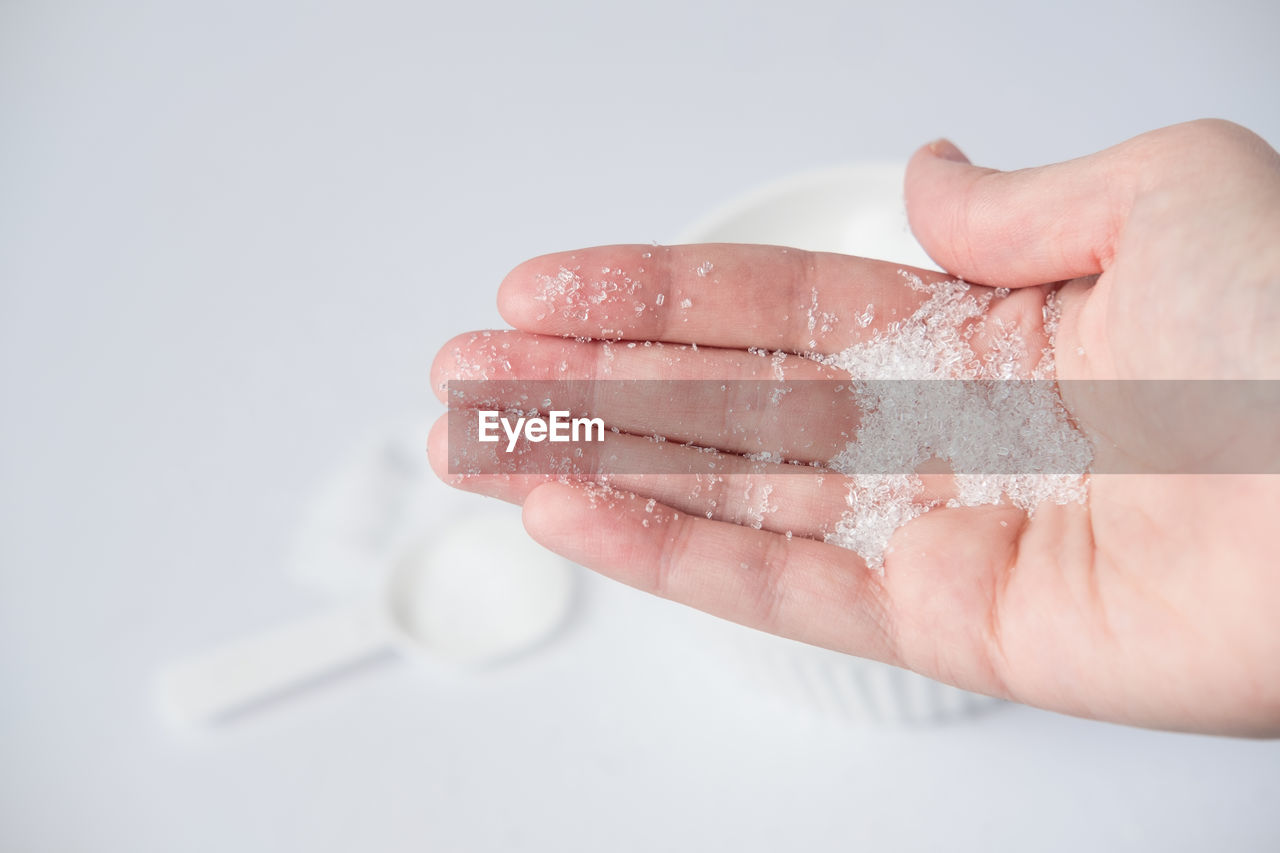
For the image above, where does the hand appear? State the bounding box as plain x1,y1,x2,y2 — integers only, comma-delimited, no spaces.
430,119,1280,735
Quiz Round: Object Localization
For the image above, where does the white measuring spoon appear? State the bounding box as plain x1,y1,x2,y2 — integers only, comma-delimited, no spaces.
157,514,574,727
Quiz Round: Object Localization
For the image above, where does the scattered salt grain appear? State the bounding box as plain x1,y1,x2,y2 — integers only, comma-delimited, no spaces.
533,265,640,322
771,350,787,381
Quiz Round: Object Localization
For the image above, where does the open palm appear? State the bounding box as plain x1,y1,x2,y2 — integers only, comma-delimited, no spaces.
431,120,1280,735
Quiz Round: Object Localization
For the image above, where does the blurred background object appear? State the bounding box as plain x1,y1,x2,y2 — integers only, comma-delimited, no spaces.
4,1,1280,850
681,163,1001,724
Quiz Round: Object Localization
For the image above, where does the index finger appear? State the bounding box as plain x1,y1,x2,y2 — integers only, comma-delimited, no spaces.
497,244,951,354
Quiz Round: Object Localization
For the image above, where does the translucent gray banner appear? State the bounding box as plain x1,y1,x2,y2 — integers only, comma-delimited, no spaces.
445,380,1280,475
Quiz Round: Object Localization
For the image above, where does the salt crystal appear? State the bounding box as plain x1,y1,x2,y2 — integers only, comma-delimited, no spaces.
697,261,714,277
818,275,1091,571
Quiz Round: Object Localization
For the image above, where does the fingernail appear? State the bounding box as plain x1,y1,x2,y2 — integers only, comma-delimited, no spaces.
928,138,970,164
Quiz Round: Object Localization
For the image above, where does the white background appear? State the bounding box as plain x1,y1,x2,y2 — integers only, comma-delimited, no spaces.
4,1,1280,850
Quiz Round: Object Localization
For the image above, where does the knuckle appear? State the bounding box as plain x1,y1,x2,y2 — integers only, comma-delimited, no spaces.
752,533,791,631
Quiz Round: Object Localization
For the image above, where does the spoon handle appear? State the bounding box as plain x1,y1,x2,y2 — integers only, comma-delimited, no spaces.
156,602,390,727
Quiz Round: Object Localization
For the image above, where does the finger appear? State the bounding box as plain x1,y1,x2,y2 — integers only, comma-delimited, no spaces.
521,481,1021,694
902,121,1280,288
904,137,1132,287
521,480,905,663
431,330,840,393
497,244,949,353
427,414,550,503
611,466,957,541
433,330,860,463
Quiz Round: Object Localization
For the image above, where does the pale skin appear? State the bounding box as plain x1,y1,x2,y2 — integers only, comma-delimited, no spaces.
430,119,1280,736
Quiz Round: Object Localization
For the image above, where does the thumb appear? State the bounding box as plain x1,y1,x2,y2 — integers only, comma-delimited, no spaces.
904,138,1130,288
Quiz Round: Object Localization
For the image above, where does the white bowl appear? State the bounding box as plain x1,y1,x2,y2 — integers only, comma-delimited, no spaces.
680,163,939,270
681,164,999,725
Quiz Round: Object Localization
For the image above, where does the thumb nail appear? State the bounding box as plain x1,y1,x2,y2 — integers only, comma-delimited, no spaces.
928,138,971,164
